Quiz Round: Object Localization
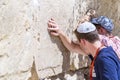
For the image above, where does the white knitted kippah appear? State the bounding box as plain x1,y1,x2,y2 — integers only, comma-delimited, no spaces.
77,22,96,33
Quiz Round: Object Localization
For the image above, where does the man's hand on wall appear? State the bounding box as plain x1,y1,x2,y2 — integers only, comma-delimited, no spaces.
47,18,62,36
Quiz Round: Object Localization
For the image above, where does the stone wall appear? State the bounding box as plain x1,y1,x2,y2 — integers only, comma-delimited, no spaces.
0,0,120,80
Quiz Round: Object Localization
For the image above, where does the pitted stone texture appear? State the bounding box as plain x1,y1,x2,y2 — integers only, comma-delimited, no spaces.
2,0,120,80
0,0,35,80
0,0,96,79
34,0,74,78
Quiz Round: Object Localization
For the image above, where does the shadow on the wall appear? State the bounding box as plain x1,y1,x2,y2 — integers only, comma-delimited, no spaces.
28,60,39,80
48,33,71,73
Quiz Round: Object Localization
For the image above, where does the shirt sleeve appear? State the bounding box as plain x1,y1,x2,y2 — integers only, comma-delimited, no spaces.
96,56,119,80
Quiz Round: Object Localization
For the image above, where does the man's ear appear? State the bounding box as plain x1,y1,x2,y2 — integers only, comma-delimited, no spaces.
80,39,86,45
99,27,106,35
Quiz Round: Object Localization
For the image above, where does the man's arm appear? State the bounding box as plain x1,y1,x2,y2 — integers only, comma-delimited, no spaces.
47,18,85,55
59,30,85,54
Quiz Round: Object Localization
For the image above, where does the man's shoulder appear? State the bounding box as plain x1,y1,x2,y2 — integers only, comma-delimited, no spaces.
99,46,114,54
99,34,107,39
97,47,116,59
96,46,120,63
112,36,120,41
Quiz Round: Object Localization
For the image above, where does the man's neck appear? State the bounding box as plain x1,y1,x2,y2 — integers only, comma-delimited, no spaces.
90,41,103,57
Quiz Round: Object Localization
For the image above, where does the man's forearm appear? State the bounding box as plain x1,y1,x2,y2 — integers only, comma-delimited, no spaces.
59,31,84,54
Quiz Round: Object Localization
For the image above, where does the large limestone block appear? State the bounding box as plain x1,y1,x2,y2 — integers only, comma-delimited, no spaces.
0,0,35,79
34,0,75,78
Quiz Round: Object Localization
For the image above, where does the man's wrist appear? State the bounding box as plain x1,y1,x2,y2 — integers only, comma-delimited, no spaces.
58,30,63,36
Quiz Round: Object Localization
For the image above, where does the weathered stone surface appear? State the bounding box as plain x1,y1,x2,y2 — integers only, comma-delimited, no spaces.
0,0,120,80
34,0,94,79
0,0,35,80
